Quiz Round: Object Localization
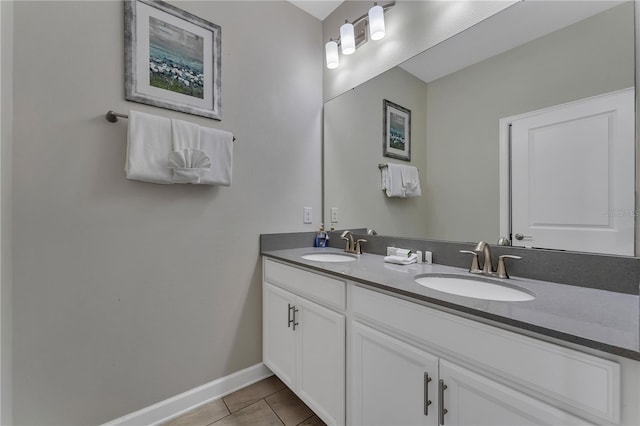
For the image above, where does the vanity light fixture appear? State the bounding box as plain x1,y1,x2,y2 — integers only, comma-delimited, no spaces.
325,1,395,69
368,3,385,40
325,39,340,69
340,21,356,55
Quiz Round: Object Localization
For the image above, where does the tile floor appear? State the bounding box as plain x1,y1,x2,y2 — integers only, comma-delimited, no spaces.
162,375,326,426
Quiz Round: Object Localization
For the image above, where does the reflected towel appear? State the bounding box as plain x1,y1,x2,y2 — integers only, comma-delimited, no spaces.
381,163,421,198
125,111,173,184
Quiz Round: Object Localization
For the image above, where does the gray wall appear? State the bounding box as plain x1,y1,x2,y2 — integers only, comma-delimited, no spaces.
0,1,13,423
424,2,634,242
11,1,322,424
322,0,516,101
324,66,428,237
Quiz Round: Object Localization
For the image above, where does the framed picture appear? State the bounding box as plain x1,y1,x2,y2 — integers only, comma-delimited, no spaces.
383,99,411,161
125,0,222,120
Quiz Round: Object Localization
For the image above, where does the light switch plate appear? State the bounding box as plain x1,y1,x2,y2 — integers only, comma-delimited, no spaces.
303,207,312,224
330,207,338,223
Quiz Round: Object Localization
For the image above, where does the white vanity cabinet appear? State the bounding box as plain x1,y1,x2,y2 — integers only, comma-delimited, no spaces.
351,285,621,426
263,257,633,426
263,259,346,425
350,321,591,426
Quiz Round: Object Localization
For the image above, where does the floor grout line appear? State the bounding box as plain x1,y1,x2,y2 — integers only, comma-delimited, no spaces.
175,377,319,426
220,395,232,414
295,414,316,426
264,398,287,426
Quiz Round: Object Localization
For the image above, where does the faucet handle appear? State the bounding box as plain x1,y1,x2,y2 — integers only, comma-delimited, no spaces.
459,250,482,274
355,239,367,254
496,255,522,279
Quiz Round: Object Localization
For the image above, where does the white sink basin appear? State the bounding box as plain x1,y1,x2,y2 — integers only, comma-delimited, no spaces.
414,275,535,302
301,253,358,263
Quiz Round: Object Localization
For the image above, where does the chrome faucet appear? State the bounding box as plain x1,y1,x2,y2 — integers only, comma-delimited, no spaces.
340,230,367,254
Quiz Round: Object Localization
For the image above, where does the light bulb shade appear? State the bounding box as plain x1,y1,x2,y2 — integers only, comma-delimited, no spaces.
368,4,385,40
325,40,339,69
340,22,356,55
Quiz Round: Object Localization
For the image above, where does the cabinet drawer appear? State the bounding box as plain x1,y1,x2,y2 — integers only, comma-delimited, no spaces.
352,285,620,424
264,259,346,311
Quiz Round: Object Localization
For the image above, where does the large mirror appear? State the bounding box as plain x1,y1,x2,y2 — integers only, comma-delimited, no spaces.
324,0,635,256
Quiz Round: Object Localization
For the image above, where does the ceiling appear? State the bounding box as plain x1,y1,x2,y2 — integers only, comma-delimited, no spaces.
288,0,343,20
400,0,624,84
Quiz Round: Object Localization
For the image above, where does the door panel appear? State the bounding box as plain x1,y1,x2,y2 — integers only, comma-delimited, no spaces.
439,360,594,426
350,322,438,426
263,283,296,389
511,88,634,255
297,297,345,425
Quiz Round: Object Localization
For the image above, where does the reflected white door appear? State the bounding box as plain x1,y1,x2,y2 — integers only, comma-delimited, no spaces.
510,88,634,255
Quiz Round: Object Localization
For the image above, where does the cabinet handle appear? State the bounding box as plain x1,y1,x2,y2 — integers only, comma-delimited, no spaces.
438,379,448,425
287,304,294,328
424,372,432,416
292,307,299,331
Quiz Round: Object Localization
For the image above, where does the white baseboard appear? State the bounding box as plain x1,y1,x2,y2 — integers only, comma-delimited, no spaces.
102,363,273,426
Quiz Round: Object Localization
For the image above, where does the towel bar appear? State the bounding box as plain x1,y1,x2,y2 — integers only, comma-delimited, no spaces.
105,110,236,142
378,163,419,171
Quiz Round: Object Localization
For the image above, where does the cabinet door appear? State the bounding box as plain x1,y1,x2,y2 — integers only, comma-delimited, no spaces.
350,322,439,426
439,360,594,426
297,297,345,426
263,282,296,389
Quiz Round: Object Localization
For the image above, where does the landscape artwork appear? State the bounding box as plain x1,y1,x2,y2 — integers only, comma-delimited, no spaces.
149,16,205,99
383,99,411,161
125,0,222,120
389,111,406,150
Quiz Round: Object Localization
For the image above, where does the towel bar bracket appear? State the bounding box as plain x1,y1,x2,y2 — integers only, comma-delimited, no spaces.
105,110,128,123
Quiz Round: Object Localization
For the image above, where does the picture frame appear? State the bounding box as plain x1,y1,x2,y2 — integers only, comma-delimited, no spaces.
383,99,411,161
124,0,222,120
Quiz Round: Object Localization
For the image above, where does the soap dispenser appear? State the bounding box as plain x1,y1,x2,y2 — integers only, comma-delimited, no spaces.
315,224,328,247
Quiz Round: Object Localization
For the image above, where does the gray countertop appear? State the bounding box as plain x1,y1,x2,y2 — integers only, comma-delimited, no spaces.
262,247,640,360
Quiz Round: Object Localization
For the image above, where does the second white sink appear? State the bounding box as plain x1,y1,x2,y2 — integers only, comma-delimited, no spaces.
301,253,358,263
414,275,535,302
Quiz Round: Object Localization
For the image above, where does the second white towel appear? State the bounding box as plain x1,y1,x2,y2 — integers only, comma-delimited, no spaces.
384,254,418,265
125,111,174,184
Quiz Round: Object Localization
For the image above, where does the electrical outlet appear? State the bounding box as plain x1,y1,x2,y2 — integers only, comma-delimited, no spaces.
330,207,339,223
303,207,312,224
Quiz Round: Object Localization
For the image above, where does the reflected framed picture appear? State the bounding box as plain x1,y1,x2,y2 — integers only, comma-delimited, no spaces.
383,99,411,161
124,0,221,120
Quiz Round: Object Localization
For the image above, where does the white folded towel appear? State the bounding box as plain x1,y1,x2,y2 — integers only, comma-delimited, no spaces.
171,119,210,183
125,112,233,186
384,254,418,265
198,126,234,186
169,148,211,183
381,163,422,198
125,111,174,184
171,118,233,186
